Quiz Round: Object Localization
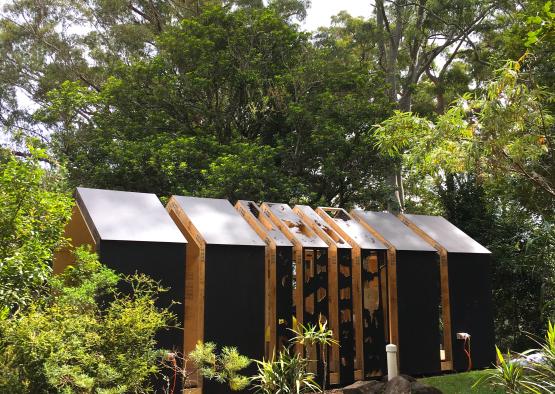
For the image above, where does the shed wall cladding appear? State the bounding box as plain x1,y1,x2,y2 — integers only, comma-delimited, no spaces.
351,210,442,375
234,200,294,356
400,214,495,371
262,203,330,330
166,196,266,394
54,187,188,356
294,205,355,386
359,248,388,377
316,207,389,379
261,202,330,385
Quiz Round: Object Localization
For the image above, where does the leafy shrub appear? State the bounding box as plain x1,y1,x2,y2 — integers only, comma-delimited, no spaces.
0,144,73,311
0,248,174,394
189,342,251,391
191,322,331,393
526,321,555,393
475,321,555,394
250,347,318,394
249,321,336,394
289,320,337,392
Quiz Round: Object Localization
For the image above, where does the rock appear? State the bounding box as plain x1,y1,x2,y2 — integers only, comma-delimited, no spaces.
343,380,385,394
384,376,411,394
410,381,443,394
399,374,417,382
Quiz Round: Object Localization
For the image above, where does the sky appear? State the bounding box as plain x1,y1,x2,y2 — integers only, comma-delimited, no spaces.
301,0,373,31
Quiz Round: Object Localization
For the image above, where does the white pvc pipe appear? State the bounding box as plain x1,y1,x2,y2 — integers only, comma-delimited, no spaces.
386,344,398,381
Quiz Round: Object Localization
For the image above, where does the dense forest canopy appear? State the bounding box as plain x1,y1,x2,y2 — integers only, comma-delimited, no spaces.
0,0,554,351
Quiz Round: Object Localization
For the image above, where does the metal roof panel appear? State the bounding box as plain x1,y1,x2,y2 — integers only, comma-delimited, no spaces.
318,208,388,250
351,210,436,252
402,214,491,254
76,187,186,244
172,196,265,246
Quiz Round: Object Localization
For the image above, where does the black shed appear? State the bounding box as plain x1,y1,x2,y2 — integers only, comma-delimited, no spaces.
235,200,294,357
54,187,187,355
351,210,442,375
399,214,495,371
317,207,389,379
166,196,266,394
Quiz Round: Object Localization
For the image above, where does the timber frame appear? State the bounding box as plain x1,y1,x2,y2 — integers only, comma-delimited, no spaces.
54,202,97,273
166,197,206,394
261,202,335,385
167,196,266,394
398,214,453,371
349,212,399,364
293,205,352,385
316,207,390,379
350,210,442,376
235,200,293,357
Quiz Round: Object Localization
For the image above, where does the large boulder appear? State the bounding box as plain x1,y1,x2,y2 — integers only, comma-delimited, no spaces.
410,382,443,394
384,376,411,394
343,380,385,394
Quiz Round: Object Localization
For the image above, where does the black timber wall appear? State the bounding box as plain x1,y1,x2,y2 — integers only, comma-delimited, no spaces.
337,248,355,385
98,240,185,352
396,250,441,375
448,253,496,371
276,245,294,349
300,247,328,386
203,245,265,394
361,250,388,377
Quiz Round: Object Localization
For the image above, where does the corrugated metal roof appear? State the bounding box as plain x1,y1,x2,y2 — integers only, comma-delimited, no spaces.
351,210,436,252
263,203,328,248
236,200,293,247
402,214,491,254
318,208,388,250
76,187,186,244
172,196,265,246
294,205,351,249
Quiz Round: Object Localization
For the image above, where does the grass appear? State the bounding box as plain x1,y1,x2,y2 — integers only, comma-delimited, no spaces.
419,370,504,394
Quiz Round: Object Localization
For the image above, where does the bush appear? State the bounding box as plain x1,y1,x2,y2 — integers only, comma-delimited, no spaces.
0,144,73,311
250,347,319,394
0,248,174,394
189,342,251,391
476,321,555,394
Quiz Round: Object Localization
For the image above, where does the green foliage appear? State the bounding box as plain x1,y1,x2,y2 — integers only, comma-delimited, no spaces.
375,57,555,214
525,321,555,393
249,320,339,393
189,342,251,391
250,348,319,394
33,3,392,207
288,320,337,392
525,1,555,46
288,320,338,352
200,143,302,202
0,247,173,394
475,321,555,394
0,144,72,311
475,347,529,393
